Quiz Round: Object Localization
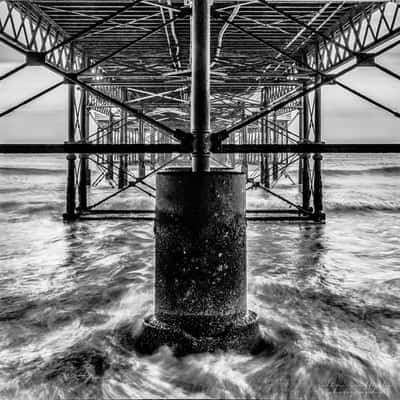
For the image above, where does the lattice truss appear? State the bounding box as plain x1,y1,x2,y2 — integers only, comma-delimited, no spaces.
1,1,399,134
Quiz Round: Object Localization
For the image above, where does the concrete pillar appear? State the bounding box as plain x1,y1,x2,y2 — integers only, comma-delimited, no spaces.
64,82,76,221
135,170,261,355
191,0,211,172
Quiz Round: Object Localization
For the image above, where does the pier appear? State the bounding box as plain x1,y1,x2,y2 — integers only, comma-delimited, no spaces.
1,1,400,354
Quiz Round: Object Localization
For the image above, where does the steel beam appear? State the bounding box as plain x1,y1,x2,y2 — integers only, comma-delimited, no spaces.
2,144,400,154
44,0,144,56
0,81,63,117
191,0,211,172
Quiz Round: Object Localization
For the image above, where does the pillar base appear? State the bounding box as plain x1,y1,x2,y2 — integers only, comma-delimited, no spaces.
312,211,326,223
62,212,79,222
134,311,266,356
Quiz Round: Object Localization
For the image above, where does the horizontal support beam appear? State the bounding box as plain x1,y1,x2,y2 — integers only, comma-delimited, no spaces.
76,215,315,222
2,144,400,154
220,144,400,153
84,209,302,215
0,144,186,154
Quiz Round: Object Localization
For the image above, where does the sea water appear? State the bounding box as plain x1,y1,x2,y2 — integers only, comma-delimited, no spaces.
0,153,399,399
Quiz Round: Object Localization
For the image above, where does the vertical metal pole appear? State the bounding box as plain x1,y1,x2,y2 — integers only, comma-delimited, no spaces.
150,127,156,166
107,112,114,180
119,88,128,188
191,0,211,172
272,112,278,181
78,89,88,211
241,105,248,178
96,122,100,165
302,83,311,211
228,131,234,167
260,88,270,187
298,105,303,185
313,47,324,220
65,82,76,220
138,115,146,178
285,120,289,167
264,116,270,188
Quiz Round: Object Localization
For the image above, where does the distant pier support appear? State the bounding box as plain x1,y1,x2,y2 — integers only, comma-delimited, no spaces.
63,82,77,221
138,115,146,178
272,112,279,181
118,88,129,189
78,89,89,212
135,0,261,355
313,71,325,222
106,113,114,181
302,83,312,212
240,105,248,179
260,90,270,188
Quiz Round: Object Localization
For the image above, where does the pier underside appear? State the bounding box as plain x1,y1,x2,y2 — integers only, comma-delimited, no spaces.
1,1,400,221
1,1,400,354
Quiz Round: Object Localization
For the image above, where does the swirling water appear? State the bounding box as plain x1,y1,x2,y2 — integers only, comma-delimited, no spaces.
0,154,399,400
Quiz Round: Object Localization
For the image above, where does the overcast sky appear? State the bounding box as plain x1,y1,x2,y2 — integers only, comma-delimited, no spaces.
0,40,399,144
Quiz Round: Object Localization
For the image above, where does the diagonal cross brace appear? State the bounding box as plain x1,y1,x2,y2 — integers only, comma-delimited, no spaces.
210,13,400,143
0,35,190,144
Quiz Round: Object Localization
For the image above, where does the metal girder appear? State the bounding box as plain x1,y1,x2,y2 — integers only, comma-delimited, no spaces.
0,0,84,71
2,143,400,154
306,3,400,73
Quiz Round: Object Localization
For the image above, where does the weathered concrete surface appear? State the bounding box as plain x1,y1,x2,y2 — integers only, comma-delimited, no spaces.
155,169,247,336
134,169,263,355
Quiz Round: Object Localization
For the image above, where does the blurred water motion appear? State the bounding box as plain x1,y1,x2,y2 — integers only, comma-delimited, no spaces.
0,154,399,399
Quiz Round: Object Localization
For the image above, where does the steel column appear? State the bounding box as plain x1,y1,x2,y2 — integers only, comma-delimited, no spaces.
138,116,146,178
260,89,270,187
272,112,278,181
191,0,211,172
241,105,248,178
64,83,76,220
298,102,303,185
118,88,129,188
302,83,311,211
313,65,324,221
150,128,156,165
78,89,89,211
107,113,114,181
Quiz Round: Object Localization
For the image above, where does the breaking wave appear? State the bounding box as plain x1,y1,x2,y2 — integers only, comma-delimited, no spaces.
324,166,400,176
0,166,65,175
325,199,400,212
